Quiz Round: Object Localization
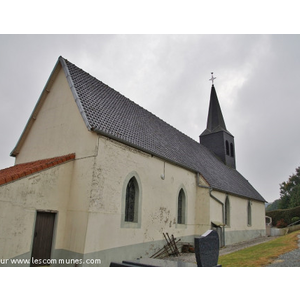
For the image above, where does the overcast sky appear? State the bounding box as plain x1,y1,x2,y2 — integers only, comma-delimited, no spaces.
0,34,299,203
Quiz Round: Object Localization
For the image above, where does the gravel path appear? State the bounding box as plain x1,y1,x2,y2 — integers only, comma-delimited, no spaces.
266,234,300,267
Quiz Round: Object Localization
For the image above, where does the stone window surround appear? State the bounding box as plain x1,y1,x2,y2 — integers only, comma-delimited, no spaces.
121,171,142,229
176,185,188,229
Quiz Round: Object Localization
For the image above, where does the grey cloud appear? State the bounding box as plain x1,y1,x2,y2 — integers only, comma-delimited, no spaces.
1,34,299,202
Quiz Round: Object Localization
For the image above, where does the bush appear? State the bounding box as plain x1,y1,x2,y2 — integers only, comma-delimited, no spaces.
291,216,300,223
276,219,287,228
266,205,300,226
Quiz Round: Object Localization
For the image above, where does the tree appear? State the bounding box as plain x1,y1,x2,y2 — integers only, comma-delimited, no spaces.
279,166,300,209
290,184,300,208
265,199,280,212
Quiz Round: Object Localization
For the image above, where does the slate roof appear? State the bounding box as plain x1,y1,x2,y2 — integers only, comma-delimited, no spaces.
58,57,265,202
0,154,75,186
201,85,232,136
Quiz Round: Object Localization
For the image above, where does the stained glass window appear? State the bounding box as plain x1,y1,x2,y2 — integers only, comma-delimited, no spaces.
125,177,137,222
225,196,230,226
177,189,185,224
247,201,252,226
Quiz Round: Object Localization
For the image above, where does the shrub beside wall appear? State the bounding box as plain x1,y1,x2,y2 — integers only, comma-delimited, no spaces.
266,206,300,227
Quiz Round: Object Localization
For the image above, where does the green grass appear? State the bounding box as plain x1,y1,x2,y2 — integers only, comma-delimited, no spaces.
218,230,300,267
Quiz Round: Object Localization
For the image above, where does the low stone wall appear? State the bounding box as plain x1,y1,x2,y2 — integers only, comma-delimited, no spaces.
287,224,300,233
268,224,300,237
270,227,289,236
225,229,266,245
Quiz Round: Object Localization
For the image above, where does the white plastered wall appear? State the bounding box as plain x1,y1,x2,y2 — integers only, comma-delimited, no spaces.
1,67,100,260
83,136,211,255
0,162,74,260
210,190,266,245
14,68,98,164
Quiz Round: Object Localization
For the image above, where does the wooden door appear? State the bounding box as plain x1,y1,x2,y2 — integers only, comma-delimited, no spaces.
31,211,56,266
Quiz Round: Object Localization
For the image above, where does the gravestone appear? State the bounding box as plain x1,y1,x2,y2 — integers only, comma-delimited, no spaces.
194,230,220,267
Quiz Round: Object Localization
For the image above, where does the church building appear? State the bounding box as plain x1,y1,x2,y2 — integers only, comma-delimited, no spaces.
0,57,266,267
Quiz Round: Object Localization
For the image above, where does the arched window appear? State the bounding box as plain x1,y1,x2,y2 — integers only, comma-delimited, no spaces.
230,143,234,158
125,177,139,223
226,141,230,156
177,189,186,224
225,196,230,226
247,200,252,226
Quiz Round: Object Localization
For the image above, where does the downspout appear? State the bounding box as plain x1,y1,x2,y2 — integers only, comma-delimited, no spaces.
196,173,224,222
209,189,225,223
209,188,225,247
196,173,225,246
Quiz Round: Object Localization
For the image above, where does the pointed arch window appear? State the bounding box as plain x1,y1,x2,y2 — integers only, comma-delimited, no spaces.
121,172,142,228
225,196,230,226
247,200,252,226
125,177,139,223
177,189,186,224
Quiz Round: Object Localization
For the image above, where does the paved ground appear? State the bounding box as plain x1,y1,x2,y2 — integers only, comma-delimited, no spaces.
164,235,283,265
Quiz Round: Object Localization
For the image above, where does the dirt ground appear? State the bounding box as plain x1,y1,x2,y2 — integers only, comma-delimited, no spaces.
164,235,277,264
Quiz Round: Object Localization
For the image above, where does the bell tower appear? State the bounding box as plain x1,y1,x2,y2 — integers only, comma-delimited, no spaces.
200,73,236,169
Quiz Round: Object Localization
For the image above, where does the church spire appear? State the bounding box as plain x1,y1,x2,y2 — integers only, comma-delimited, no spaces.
201,74,229,136
205,84,227,134
200,74,236,169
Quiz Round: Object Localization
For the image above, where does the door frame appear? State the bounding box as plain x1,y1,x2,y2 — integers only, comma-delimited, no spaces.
30,210,58,266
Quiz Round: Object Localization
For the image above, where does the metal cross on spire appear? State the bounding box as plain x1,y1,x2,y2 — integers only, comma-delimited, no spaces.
209,72,216,85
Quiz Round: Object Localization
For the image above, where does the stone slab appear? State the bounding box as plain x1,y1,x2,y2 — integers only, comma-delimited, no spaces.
194,230,220,267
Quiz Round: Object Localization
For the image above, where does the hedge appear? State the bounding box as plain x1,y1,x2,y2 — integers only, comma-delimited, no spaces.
266,205,300,227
